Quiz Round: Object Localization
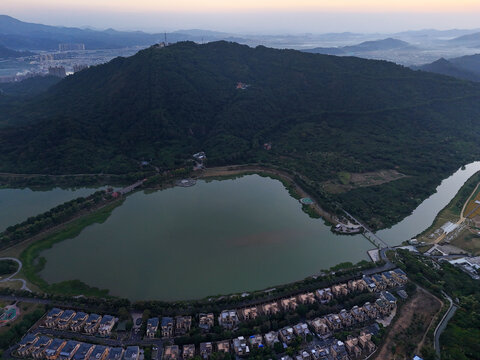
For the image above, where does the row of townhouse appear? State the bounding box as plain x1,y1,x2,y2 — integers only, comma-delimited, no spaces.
217,269,407,329
43,308,117,337
344,333,376,359
160,315,192,337
161,294,391,360
308,291,397,336
163,326,376,360
16,334,139,360
284,333,376,360
147,314,213,339
163,332,278,360
362,269,408,293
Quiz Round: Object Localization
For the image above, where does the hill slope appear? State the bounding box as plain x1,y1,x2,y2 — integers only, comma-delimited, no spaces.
413,54,480,82
0,44,34,58
304,38,411,55
1,41,480,228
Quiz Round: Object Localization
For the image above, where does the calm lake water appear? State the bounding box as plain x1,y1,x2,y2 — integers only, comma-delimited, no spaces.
0,187,103,232
38,162,480,300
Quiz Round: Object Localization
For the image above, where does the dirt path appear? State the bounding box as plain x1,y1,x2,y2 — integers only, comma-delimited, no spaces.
434,181,480,244
201,165,339,224
374,287,442,360
415,288,444,354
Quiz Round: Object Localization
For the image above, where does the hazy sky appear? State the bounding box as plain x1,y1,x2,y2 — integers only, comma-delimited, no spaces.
2,0,480,33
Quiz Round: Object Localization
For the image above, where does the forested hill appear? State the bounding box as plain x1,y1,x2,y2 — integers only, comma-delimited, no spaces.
1,41,480,227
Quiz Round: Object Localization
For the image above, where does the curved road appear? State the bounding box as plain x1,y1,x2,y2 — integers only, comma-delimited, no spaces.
0,257,31,291
434,292,458,359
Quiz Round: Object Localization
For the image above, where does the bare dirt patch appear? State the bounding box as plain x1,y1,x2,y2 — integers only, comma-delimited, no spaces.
322,169,407,194
374,287,442,360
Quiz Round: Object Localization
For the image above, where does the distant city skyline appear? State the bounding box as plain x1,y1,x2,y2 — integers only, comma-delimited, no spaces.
2,0,480,34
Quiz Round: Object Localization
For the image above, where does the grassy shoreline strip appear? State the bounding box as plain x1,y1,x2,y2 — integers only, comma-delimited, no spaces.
19,200,124,298
415,170,480,240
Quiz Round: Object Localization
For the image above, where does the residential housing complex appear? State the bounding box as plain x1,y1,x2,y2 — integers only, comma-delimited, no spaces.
16,336,139,360
41,310,117,337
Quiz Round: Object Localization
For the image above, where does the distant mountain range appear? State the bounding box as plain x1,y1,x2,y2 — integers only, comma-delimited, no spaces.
0,15,224,50
303,38,411,55
413,54,480,82
449,32,480,47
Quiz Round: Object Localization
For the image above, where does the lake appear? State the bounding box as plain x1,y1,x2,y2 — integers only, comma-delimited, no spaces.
0,187,104,232
39,175,371,301
38,162,480,300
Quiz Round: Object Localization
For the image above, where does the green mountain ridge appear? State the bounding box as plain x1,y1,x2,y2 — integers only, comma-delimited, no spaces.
1,41,480,228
